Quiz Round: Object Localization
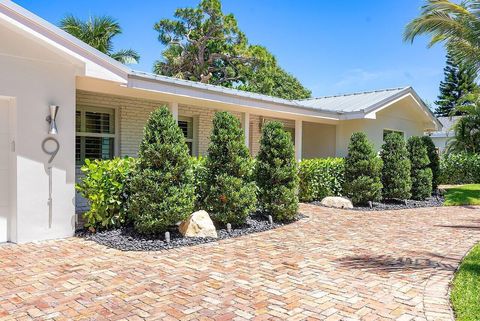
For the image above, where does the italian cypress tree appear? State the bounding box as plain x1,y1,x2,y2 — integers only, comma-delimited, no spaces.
201,111,256,226
435,53,478,117
380,133,412,200
421,136,440,191
343,132,383,205
407,136,433,200
128,107,195,234
255,121,299,222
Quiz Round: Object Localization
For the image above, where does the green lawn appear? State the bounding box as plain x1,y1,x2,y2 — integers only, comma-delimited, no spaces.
444,184,480,206
451,243,480,321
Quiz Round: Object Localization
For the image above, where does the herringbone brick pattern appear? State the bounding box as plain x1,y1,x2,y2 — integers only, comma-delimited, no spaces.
0,204,479,320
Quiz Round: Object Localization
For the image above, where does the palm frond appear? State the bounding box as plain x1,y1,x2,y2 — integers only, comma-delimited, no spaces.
110,49,140,64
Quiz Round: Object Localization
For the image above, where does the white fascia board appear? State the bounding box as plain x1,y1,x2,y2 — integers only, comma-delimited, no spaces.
127,75,342,121
0,1,129,83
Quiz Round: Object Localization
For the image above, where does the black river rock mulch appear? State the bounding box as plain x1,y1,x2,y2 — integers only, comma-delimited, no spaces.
75,213,303,251
312,196,445,211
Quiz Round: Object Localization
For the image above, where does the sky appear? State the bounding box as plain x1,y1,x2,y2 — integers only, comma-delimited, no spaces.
15,0,446,106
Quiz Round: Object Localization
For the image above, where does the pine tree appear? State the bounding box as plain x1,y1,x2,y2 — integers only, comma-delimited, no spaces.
128,107,195,234
200,111,256,226
421,136,440,192
343,132,383,205
407,137,433,200
255,121,299,222
380,133,412,200
435,53,478,117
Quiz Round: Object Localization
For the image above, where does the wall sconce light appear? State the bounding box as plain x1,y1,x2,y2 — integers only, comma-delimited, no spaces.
46,105,59,135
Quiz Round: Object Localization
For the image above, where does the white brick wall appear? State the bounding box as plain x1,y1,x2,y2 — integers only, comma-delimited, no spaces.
76,90,259,157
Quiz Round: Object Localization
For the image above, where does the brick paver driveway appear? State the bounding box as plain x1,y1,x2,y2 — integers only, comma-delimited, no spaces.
1,205,480,321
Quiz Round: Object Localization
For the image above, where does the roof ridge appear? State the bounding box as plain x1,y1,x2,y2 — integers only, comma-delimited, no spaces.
299,86,410,101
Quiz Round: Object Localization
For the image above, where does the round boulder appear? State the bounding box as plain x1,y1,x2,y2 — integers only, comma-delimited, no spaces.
179,210,218,238
320,196,353,209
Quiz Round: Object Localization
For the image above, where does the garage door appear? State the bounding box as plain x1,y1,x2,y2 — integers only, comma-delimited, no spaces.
0,100,12,242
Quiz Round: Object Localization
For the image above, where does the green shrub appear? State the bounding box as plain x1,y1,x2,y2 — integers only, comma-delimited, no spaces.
200,111,256,226
191,156,207,210
440,152,480,184
76,157,136,230
128,107,195,234
421,136,441,191
255,121,299,222
380,133,412,200
299,158,345,202
407,136,433,200
343,132,383,205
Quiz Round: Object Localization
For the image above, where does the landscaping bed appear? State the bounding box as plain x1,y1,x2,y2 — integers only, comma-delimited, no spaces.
76,213,301,251
312,195,445,211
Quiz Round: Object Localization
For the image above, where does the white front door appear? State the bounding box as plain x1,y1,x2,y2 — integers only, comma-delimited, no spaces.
0,99,12,242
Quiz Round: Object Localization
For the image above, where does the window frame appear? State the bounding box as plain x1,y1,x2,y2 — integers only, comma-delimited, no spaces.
178,115,198,156
76,105,119,164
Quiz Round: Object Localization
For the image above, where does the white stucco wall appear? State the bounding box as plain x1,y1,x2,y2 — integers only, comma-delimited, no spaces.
302,122,336,159
335,100,426,157
0,22,77,243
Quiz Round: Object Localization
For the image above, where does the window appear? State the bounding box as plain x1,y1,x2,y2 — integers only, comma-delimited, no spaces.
178,116,195,156
76,107,116,165
383,129,404,141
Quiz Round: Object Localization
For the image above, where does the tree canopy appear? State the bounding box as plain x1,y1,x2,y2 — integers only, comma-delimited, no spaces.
153,0,311,100
60,15,140,64
447,92,480,154
435,53,478,117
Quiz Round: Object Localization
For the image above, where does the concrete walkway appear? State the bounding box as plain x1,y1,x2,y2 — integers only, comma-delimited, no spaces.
0,204,479,320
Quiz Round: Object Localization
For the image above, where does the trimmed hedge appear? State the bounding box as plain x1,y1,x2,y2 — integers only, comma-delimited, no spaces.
299,158,345,202
421,136,441,191
200,111,257,226
128,107,195,234
255,121,299,222
407,136,433,200
380,133,412,200
344,132,383,205
440,153,480,184
76,157,136,230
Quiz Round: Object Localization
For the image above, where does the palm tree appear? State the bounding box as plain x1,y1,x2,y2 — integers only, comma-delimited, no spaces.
404,0,480,73
60,15,139,64
446,93,480,153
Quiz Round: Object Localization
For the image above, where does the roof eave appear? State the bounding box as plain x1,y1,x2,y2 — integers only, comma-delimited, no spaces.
128,72,343,120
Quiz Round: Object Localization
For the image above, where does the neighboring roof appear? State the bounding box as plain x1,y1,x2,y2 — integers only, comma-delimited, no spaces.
429,116,461,137
437,116,461,132
1,0,442,129
296,87,408,112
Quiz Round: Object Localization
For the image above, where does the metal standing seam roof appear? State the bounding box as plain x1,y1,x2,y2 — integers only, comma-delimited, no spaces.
295,87,410,112
436,116,461,133
131,71,413,114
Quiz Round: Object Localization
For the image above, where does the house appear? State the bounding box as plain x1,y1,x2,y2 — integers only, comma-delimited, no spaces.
0,1,441,243
426,116,460,154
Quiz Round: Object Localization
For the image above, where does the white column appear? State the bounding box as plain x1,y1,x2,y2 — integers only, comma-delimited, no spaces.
241,112,250,151
168,102,178,121
295,119,302,161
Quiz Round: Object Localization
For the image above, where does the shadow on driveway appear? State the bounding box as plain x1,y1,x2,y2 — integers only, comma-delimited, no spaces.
336,254,456,273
